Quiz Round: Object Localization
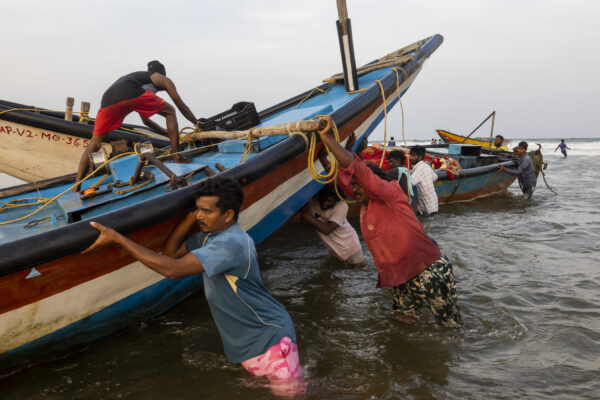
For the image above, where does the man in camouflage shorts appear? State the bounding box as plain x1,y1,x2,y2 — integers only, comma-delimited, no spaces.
393,255,461,327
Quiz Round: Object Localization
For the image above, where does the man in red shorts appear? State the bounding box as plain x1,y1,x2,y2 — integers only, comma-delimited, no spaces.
74,60,197,191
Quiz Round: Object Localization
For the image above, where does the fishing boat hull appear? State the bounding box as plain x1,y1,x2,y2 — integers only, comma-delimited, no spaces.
0,100,169,182
0,35,444,375
435,163,516,203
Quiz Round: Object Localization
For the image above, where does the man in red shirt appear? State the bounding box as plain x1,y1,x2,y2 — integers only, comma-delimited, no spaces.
74,60,197,191
317,117,461,327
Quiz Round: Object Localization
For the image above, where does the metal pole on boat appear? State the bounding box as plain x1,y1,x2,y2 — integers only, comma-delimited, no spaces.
65,97,74,121
488,111,496,149
336,0,359,92
80,101,90,124
461,111,496,143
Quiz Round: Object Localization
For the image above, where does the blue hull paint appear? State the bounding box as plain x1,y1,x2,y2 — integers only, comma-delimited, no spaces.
1,275,203,373
436,170,515,201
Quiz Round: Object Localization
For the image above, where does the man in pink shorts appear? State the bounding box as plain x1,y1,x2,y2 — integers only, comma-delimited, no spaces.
83,177,305,395
74,60,197,191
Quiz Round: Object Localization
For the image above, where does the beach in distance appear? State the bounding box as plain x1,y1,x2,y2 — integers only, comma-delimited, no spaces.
1,137,599,399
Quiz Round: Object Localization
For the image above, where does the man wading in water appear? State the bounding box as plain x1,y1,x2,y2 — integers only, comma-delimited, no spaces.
83,177,304,395
317,116,462,327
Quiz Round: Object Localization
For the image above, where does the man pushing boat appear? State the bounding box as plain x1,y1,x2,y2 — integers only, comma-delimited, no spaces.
317,116,462,327
83,177,304,395
74,60,197,192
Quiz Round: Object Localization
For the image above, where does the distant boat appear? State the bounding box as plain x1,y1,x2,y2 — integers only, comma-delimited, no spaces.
429,144,516,203
0,35,444,376
0,99,169,182
436,129,510,151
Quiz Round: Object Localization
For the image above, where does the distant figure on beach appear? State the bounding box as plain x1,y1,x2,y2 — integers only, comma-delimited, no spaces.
302,185,364,268
83,177,304,394
74,60,197,192
431,138,438,145
498,141,537,200
317,116,462,327
410,145,439,215
555,139,571,158
492,134,508,151
388,136,396,147
385,150,412,198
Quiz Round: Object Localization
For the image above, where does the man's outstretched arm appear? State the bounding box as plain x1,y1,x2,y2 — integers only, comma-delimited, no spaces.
82,221,204,279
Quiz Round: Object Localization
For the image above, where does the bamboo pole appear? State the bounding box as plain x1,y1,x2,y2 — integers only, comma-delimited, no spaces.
189,119,326,141
461,111,496,143
336,0,349,34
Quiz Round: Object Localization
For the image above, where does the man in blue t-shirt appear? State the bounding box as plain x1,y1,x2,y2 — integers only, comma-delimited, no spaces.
83,177,303,388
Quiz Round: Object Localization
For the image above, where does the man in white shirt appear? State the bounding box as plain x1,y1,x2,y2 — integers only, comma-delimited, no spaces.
410,145,439,215
301,186,364,268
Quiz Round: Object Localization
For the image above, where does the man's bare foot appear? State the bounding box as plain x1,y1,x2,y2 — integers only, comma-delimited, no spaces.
173,157,193,164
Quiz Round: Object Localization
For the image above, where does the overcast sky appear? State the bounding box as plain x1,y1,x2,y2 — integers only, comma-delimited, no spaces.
4,1,599,140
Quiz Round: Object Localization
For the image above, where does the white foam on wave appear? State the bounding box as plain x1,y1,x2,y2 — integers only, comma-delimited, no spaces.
373,138,600,157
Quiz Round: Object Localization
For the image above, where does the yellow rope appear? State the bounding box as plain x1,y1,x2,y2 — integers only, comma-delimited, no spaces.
295,87,329,109
239,128,255,163
0,152,134,226
347,88,366,94
306,116,356,204
374,80,388,168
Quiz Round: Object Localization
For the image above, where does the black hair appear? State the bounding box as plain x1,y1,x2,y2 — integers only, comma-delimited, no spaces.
365,162,394,181
317,185,338,204
518,141,528,149
194,177,243,220
410,145,426,158
147,60,166,76
388,150,406,164
495,134,504,140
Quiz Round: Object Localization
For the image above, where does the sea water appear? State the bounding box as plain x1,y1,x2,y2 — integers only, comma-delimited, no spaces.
1,138,599,399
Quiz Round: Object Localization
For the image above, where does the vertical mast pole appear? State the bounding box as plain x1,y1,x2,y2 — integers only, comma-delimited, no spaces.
336,0,359,92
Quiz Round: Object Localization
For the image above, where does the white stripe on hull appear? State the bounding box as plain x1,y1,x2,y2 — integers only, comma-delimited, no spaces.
0,262,163,353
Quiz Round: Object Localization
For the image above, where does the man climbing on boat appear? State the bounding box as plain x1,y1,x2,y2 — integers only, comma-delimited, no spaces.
301,185,365,268
498,141,537,200
74,60,197,192
317,116,462,328
82,177,304,394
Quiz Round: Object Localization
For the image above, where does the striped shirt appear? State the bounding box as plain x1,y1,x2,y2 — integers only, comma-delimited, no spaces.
411,161,439,215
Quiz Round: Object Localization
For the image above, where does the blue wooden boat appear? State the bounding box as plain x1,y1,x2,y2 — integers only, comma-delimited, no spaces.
0,35,443,376
429,144,517,203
